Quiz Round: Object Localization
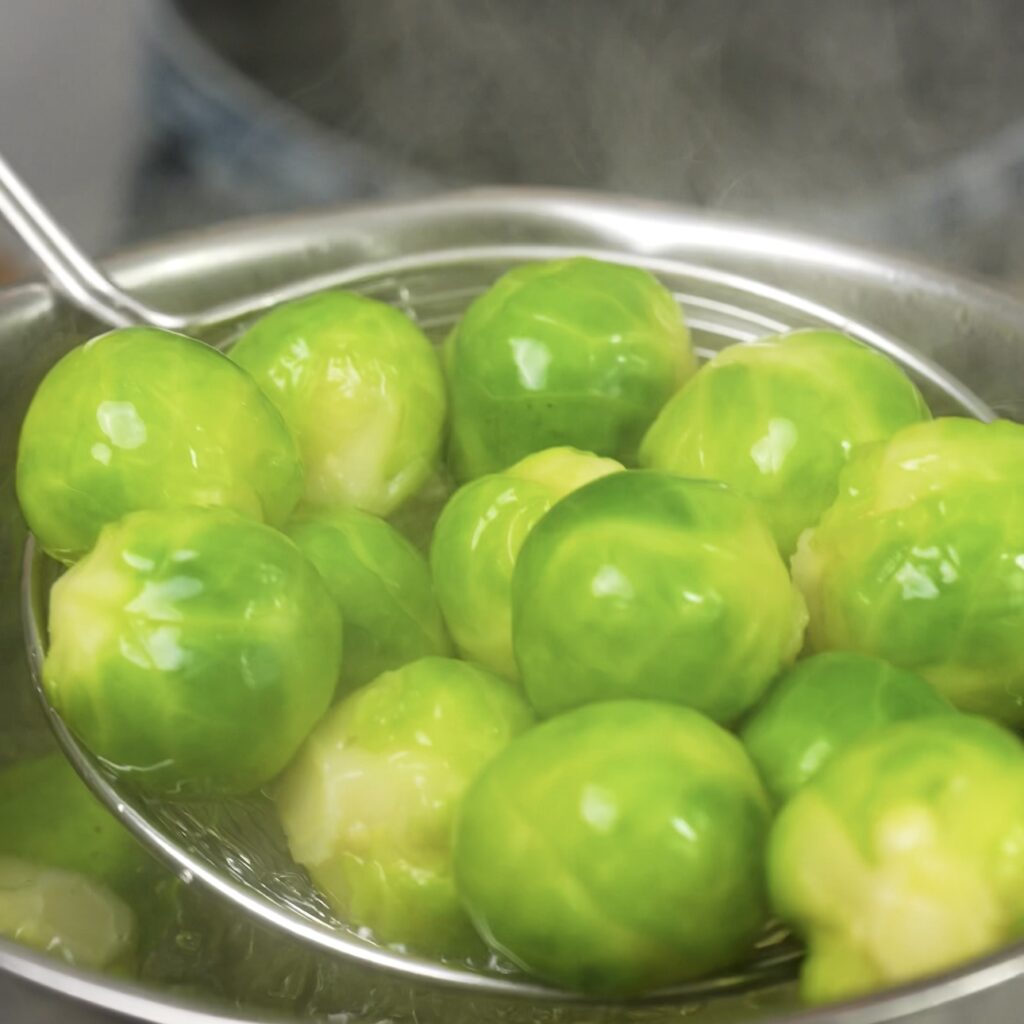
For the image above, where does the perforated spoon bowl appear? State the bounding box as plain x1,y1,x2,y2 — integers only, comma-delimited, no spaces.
2,149,995,1003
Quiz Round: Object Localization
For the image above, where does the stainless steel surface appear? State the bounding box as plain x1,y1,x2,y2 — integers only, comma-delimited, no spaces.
3,190,1024,1022
0,153,173,330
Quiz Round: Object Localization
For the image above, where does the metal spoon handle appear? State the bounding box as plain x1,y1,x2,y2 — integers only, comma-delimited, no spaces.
0,151,180,330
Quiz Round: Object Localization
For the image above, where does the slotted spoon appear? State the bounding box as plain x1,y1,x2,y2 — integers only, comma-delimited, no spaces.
2,150,993,1003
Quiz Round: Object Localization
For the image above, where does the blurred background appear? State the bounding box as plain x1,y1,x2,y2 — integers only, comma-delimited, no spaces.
4,0,1024,288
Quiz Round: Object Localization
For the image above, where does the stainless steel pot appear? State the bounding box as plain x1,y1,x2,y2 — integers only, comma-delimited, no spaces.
3,190,1024,1024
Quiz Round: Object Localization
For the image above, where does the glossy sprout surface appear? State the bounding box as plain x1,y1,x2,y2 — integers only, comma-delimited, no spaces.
792,417,1024,725
445,258,694,481
640,330,930,556
230,291,446,516
769,715,1024,1004
512,471,807,721
286,507,451,694
0,857,136,972
741,652,954,804
16,327,303,563
430,447,623,680
43,507,341,797
275,657,533,957
454,701,772,995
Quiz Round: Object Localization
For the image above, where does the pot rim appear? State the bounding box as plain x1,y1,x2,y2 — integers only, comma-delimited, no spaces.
100,186,1024,330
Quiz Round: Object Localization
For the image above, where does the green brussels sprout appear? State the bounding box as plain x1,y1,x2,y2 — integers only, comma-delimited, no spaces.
43,506,341,797
453,700,772,995
0,857,136,971
0,754,156,904
285,507,451,693
792,417,1024,725
430,447,623,680
769,715,1024,1004
230,292,446,516
16,327,303,564
740,652,954,804
640,330,930,556
512,471,807,721
445,258,694,481
0,752,177,965
275,657,533,957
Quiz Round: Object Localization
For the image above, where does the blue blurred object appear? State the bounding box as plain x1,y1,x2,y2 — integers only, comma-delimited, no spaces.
129,3,436,239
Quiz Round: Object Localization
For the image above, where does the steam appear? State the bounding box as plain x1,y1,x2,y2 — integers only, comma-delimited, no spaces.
167,0,1024,273
290,2,1022,202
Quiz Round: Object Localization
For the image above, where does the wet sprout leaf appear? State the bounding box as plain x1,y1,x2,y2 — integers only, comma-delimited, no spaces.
43,506,341,797
446,258,694,481
286,506,451,695
640,329,930,557
276,657,533,957
454,701,772,995
769,716,1024,1003
512,470,807,721
16,327,304,564
793,417,1024,725
740,651,954,804
230,291,446,517
430,446,623,680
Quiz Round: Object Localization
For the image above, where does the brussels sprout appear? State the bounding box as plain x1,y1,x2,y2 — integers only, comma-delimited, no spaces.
43,507,341,797
453,700,772,995
0,753,156,904
230,292,446,516
769,715,1024,1004
792,417,1024,725
512,471,807,721
740,652,954,804
286,507,451,693
445,258,694,481
275,657,533,957
430,447,623,679
0,752,176,964
16,327,303,564
0,857,136,971
640,330,930,556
